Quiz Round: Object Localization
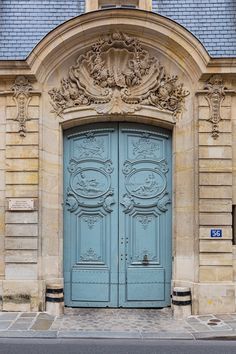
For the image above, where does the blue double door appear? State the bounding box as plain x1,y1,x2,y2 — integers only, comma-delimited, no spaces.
64,123,172,308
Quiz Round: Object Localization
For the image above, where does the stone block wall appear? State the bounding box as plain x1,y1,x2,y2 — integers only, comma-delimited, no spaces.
0,81,43,311
0,82,6,310
196,80,235,314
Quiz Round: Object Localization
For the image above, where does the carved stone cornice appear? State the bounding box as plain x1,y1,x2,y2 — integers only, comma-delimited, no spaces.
49,32,189,120
203,75,227,139
11,76,33,137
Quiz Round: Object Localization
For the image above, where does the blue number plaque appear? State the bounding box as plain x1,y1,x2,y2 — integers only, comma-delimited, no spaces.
210,229,222,238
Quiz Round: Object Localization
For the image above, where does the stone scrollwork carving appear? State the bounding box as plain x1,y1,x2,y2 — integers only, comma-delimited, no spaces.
49,32,189,119
12,76,33,137
205,75,226,139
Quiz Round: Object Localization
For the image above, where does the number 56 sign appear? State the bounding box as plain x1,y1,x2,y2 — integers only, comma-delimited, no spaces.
210,229,222,238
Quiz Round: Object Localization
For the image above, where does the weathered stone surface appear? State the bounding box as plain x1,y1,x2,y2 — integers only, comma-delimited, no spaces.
5,250,37,263
6,146,39,159
199,120,231,133
199,172,232,186
199,186,232,199
28,107,40,119
199,212,232,226
0,254,5,279
6,133,39,146
198,96,209,108
199,159,232,172
199,199,232,212
196,283,235,314
6,159,38,172
199,133,232,146
29,96,40,106
6,120,38,133
6,171,38,185
199,146,232,159
0,212,5,236
5,237,38,250
5,264,38,280
5,185,38,198
5,211,38,224
5,224,38,237
2,280,42,311
221,106,231,119
200,253,232,266
174,256,195,282
199,266,233,282
200,240,232,253
0,133,5,149
221,95,232,107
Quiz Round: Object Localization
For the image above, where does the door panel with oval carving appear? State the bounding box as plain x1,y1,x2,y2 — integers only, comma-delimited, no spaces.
64,123,172,307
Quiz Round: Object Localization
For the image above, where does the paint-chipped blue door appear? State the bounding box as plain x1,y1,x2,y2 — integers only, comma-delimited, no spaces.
64,123,172,307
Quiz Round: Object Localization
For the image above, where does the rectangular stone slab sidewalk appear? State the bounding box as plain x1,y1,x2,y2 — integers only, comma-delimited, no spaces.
0,308,236,339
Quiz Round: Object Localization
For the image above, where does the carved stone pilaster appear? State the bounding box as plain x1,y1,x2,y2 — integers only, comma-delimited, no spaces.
11,76,33,137
49,32,189,120
204,75,226,139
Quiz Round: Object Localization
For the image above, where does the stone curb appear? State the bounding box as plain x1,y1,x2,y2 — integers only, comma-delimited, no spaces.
1,330,236,340
192,330,236,340
0,331,58,338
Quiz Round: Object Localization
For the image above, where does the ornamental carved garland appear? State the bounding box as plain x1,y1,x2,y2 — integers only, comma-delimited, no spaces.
204,75,226,139
12,76,33,137
49,32,189,119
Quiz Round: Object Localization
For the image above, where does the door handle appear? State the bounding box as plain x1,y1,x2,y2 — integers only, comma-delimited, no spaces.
142,254,149,266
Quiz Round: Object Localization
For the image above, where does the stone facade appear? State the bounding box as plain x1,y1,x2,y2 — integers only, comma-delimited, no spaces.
0,8,236,314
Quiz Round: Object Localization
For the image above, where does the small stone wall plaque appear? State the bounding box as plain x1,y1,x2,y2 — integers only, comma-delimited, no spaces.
8,198,35,211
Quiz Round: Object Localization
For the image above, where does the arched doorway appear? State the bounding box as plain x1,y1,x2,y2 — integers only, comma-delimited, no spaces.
63,122,172,307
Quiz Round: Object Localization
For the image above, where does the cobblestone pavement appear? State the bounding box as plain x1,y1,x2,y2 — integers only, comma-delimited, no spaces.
0,308,236,339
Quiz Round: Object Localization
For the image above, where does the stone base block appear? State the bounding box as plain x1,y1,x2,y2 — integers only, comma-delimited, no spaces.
193,283,235,314
2,280,45,312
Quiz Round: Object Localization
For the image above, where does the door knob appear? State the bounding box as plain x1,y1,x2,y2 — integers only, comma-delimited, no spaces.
142,254,149,266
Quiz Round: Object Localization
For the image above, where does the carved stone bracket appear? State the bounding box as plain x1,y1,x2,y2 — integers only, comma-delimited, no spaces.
204,75,226,139
49,32,189,120
11,76,33,137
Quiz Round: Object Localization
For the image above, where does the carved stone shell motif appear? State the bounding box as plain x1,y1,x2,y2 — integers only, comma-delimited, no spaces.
49,32,189,119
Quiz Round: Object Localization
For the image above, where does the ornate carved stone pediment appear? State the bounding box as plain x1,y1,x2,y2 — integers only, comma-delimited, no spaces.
49,32,189,119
